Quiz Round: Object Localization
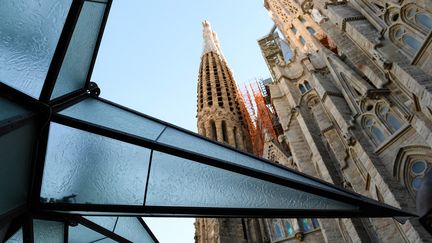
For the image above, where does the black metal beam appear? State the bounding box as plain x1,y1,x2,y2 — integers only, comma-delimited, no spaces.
37,204,408,218
138,218,159,243
39,0,84,102
73,216,132,243
83,0,113,90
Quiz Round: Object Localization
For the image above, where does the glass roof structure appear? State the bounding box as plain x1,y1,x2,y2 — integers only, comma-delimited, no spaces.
0,0,415,242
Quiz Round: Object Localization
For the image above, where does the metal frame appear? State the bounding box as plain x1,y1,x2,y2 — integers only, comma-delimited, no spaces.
0,0,420,242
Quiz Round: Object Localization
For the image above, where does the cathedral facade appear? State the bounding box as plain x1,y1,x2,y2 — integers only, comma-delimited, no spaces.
195,0,432,241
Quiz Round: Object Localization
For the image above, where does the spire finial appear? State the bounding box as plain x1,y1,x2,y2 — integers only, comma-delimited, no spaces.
202,20,219,56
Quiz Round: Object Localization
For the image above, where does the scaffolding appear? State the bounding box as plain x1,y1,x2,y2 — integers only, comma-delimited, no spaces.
238,79,282,156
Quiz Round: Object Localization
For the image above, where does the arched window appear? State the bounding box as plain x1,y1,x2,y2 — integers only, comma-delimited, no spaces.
299,16,306,23
390,24,422,56
274,224,283,238
298,218,319,232
291,26,297,34
221,121,228,143
284,221,294,236
210,120,217,140
307,27,316,35
403,4,432,33
304,81,312,90
376,103,403,133
299,84,306,94
407,159,431,194
394,146,432,198
363,117,387,145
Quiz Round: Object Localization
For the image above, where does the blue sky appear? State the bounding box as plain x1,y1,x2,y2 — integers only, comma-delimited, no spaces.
91,0,274,242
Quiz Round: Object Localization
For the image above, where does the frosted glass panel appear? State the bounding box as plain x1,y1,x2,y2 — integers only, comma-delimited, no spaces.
157,127,344,195
83,216,117,231
0,96,29,122
33,220,64,243
68,224,105,243
0,123,35,216
51,2,106,99
60,98,166,140
41,123,151,205
114,217,155,243
0,0,72,98
146,152,356,210
6,228,23,243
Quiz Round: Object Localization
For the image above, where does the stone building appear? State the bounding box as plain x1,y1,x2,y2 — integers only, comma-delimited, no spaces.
259,0,432,242
194,0,432,241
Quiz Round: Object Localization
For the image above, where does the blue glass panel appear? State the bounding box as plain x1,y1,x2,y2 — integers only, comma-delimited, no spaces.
33,220,64,243
6,228,23,243
412,177,423,190
387,114,401,131
403,35,421,51
51,2,106,99
371,126,385,143
41,123,151,205
146,151,357,210
0,96,29,122
300,218,312,232
312,218,320,228
274,224,282,238
300,36,306,46
156,127,347,195
114,217,155,243
0,0,72,98
307,27,316,35
0,122,36,216
412,160,427,174
285,222,293,236
299,84,306,94
60,98,166,141
417,14,432,29
68,224,105,243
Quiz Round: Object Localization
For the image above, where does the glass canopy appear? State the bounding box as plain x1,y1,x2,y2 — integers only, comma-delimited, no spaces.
0,0,415,242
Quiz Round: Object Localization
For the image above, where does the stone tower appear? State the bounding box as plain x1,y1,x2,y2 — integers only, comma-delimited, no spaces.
196,20,251,151
194,21,253,243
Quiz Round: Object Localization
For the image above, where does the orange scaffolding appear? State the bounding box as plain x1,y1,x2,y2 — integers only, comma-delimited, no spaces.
238,79,281,156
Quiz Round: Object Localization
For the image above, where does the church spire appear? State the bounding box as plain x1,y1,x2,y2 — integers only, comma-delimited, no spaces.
202,20,225,59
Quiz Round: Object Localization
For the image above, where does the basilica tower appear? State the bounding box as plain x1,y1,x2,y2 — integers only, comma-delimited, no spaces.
196,21,252,151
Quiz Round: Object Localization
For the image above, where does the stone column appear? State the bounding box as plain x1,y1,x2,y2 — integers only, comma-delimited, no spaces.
205,121,214,140
227,123,236,147
235,128,245,150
